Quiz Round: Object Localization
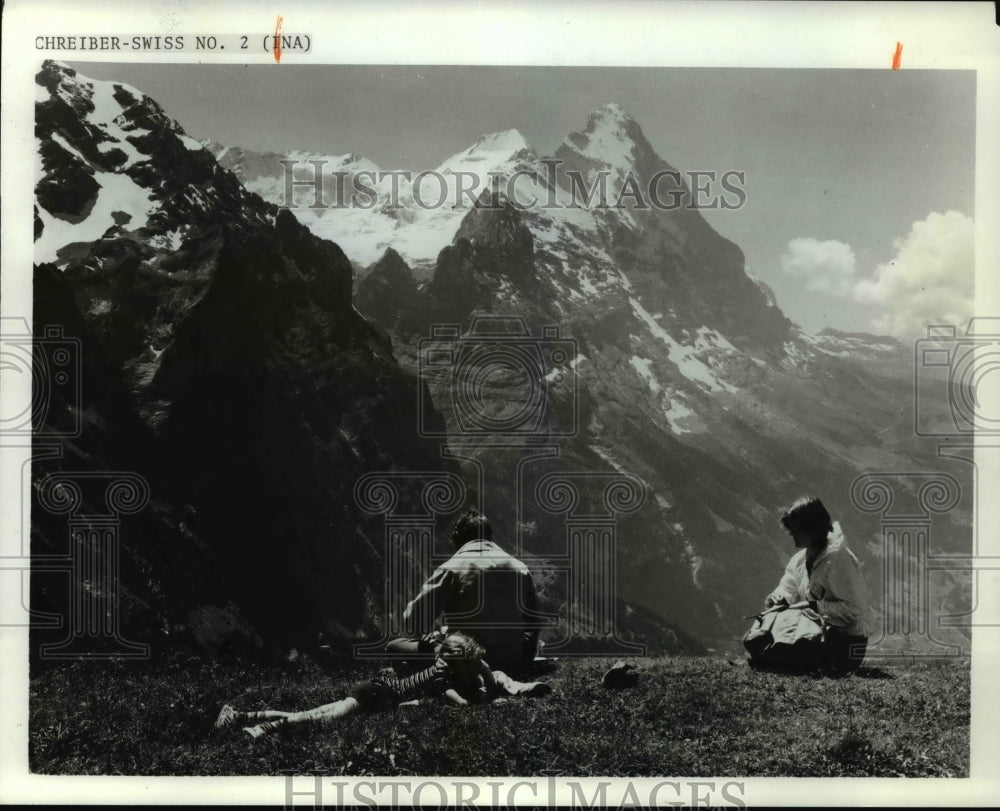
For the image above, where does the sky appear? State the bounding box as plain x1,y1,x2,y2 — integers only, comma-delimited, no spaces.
70,62,977,337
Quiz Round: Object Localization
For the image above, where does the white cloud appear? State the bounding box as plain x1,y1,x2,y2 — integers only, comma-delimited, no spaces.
854,210,974,339
780,238,857,296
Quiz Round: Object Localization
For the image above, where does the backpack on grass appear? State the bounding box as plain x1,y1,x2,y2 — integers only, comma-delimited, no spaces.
743,601,826,671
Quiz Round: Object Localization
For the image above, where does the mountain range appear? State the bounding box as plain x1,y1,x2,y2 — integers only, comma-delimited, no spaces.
30,60,972,658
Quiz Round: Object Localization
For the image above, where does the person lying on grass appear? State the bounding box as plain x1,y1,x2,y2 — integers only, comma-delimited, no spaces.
214,631,552,739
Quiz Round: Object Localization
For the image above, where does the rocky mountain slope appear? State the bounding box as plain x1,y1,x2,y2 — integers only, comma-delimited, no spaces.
32,62,971,656
215,102,972,654
31,61,450,655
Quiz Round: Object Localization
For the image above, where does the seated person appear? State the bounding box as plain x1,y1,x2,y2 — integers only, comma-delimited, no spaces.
214,632,551,739
763,496,872,674
388,508,544,673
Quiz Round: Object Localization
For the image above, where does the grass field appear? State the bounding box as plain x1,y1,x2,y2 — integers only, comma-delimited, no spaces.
29,652,969,777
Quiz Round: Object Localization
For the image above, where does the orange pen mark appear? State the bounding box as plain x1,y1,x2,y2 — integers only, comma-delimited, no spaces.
891,42,903,70
273,15,284,63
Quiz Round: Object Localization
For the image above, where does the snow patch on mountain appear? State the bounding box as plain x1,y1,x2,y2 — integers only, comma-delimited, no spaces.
225,131,540,269
544,353,587,383
35,62,248,268
49,132,87,163
803,329,899,357
35,162,154,265
652,494,673,511
663,398,696,434
180,133,206,152
88,82,150,164
207,116,651,287
684,538,705,587
691,326,739,354
782,340,809,367
588,445,659,500
782,327,900,365
630,297,737,394
438,129,533,173
562,103,638,179
630,356,661,393
629,355,697,435
150,229,184,252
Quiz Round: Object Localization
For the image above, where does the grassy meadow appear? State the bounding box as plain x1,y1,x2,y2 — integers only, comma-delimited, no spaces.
29,652,969,778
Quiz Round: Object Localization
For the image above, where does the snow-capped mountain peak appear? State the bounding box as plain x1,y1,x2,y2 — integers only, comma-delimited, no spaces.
30,62,962,661
34,60,269,269
589,101,635,127
39,61,203,164
436,129,536,176
559,102,646,177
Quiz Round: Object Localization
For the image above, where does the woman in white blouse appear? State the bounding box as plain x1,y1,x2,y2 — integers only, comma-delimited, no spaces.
764,496,872,674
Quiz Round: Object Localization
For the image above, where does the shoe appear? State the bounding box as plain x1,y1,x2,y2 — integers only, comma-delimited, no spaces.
214,704,239,729
523,681,553,697
602,661,639,689
243,719,285,739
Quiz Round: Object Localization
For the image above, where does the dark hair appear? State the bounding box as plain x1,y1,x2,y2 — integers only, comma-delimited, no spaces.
451,507,492,547
780,496,833,537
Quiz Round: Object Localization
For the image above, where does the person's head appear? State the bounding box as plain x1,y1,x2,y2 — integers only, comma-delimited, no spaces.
451,507,492,549
434,631,487,698
780,496,833,549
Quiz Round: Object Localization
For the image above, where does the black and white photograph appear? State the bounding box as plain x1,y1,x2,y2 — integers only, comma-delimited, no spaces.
2,1,999,806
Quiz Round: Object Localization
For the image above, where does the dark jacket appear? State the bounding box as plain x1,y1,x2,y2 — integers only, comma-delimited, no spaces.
402,539,542,666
